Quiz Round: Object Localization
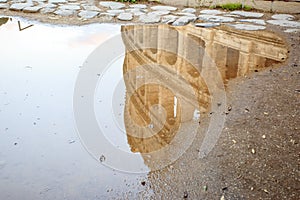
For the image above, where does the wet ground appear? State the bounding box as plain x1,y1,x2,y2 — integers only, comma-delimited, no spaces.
0,16,299,199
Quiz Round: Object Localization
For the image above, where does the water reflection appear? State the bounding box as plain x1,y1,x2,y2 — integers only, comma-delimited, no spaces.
121,24,287,169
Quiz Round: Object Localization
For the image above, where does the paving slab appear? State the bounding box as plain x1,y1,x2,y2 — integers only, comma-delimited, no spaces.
78,10,99,19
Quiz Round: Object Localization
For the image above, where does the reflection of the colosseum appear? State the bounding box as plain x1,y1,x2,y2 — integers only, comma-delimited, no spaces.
121,24,287,160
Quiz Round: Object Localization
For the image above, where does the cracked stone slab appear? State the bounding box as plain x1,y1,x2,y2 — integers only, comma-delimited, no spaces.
129,4,147,9
78,10,99,19
195,22,221,28
239,19,266,25
49,0,67,3
181,8,196,14
139,13,161,23
82,5,101,12
267,19,300,28
10,3,33,11
59,4,80,10
117,12,133,21
172,16,196,26
99,1,125,10
0,3,8,9
23,5,44,13
229,24,266,31
200,9,224,15
161,15,178,24
198,15,235,23
149,10,170,16
230,11,264,18
150,5,177,11
54,9,76,16
271,14,295,21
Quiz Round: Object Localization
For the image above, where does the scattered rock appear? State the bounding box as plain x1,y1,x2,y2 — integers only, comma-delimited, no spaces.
117,12,133,21
229,24,266,31
141,181,146,186
183,191,188,198
150,5,177,11
99,155,106,162
78,10,99,19
239,19,266,25
172,16,196,26
99,1,125,10
271,14,294,21
139,13,161,23
200,9,224,15
198,15,235,23
230,11,264,18
181,8,196,14
267,20,300,28
195,22,220,28
251,148,256,154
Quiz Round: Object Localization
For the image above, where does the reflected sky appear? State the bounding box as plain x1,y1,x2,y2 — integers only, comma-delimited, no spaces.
0,17,149,200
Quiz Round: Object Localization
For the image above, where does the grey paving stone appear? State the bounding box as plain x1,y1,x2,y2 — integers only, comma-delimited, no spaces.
199,9,224,15
49,0,67,3
195,22,221,28
149,10,170,16
139,13,161,23
99,1,125,10
271,14,295,21
82,5,101,12
150,5,177,11
78,10,99,19
23,5,44,13
40,7,55,14
0,3,8,9
229,24,266,30
181,8,196,13
10,3,33,11
230,11,264,18
176,12,196,17
198,15,235,23
161,15,178,24
129,4,147,9
59,4,80,10
54,9,76,16
239,19,266,25
172,16,196,26
267,19,300,28
117,12,133,21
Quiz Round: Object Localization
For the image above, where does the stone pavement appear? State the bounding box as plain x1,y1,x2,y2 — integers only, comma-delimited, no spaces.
0,1,299,33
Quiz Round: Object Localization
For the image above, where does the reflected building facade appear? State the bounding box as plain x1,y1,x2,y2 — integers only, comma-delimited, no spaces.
121,24,287,167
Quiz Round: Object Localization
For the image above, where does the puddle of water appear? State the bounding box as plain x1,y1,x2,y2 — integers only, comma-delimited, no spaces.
0,16,288,199
0,17,150,200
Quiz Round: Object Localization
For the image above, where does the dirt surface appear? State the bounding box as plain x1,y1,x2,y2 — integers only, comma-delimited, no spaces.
140,23,299,200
